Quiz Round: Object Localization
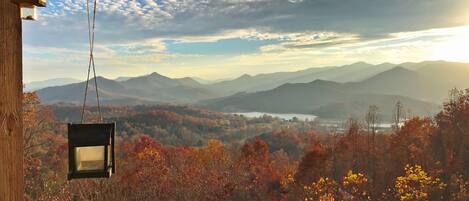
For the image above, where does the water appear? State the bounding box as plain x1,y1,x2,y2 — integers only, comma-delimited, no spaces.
233,112,395,129
233,112,317,121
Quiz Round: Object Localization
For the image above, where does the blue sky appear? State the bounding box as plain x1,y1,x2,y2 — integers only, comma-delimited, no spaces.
23,0,469,82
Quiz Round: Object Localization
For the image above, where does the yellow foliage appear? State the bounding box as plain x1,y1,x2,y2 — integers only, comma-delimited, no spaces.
395,165,446,201
342,170,371,200
281,173,295,187
303,177,337,201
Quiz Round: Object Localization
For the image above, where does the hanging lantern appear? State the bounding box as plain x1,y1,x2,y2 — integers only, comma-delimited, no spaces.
11,0,46,20
68,123,116,180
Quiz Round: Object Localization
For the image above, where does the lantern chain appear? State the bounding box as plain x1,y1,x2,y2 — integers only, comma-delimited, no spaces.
81,0,103,123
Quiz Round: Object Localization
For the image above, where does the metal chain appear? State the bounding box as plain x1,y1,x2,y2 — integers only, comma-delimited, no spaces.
80,0,103,123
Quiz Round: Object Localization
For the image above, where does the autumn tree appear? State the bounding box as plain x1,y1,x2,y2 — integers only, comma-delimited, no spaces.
23,92,70,201
365,105,381,192
234,137,282,201
394,165,446,201
193,139,234,201
389,117,435,176
449,174,469,201
393,101,404,132
303,177,338,201
337,118,363,173
295,143,329,185
342,170,371,201
433,89,469,178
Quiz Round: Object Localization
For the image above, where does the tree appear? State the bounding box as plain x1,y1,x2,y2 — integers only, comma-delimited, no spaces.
342,170,371,201
365,105,380,136
21,92,71,200
394,165,446,201
342,118,362,172
365,105,380,189
393,101,404,132
303,177,338,201
389,117,434,175
235,137,281,201
449,174,469,201
433,89,469,178
295,144,329,185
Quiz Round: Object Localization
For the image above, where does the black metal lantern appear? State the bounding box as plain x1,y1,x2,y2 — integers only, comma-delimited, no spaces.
68,123,116,180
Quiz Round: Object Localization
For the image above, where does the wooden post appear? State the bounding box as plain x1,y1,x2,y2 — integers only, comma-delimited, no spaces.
0,0,24,200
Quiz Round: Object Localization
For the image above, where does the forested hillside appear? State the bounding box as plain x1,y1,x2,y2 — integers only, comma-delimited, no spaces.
24,89,469,200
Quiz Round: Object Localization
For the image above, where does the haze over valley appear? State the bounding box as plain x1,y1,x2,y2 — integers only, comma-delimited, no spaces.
32,60,469,122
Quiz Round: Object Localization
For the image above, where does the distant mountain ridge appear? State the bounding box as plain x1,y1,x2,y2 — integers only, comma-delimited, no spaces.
201,72,440,120
37,73,221,105
206,62,397,95
26,78,82,91
201,62,469,120
36,61,469,120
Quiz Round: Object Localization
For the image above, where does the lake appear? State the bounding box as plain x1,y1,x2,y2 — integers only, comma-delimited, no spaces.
232,112,395,129
233,112,317,121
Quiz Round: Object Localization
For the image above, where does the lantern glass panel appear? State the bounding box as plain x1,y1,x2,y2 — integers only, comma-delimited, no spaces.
75,146,105,171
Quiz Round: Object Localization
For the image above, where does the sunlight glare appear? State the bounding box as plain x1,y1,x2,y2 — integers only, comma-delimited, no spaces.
431,26,469,62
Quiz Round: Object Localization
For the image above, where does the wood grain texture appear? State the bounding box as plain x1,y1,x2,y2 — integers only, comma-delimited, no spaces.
0,0,24,200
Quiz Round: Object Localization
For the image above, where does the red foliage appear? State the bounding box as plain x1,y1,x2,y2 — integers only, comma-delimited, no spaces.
295,143,329,185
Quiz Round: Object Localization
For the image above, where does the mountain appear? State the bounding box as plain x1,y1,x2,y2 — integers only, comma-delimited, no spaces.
121,72,204,90
208,62,396,95
202,61,469,119
208,60,469,98
37,73,221,105
37,77,147,105
36,61,469,116
415,61,469,89
191,77,221,84
346,67,443,102
348,63,469,103
25,78,81,91
115,76,132,82
202,77,439,120
280,62,373,84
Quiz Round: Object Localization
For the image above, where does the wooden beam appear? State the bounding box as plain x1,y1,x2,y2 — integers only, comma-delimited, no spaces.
11,0,46,7
0,0,24,200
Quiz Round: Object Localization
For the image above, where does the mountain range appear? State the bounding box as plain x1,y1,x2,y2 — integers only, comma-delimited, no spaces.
37,73,221,105
201,69,440,120
35,60,469,120
25,78,81,91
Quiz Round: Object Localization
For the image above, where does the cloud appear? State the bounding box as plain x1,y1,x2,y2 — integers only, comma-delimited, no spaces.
22,0,469,81
30,0,469,45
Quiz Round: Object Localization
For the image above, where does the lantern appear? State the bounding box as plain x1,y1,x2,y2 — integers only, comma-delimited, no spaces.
68,123,116,180
11,0,46,20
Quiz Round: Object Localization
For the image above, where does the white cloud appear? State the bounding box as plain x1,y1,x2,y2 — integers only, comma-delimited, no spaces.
23,0,469,81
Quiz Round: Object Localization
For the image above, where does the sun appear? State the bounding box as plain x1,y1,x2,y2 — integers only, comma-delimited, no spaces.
431,26,469,62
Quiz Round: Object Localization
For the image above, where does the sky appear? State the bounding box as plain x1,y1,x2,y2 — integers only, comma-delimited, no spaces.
22,0,469,82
